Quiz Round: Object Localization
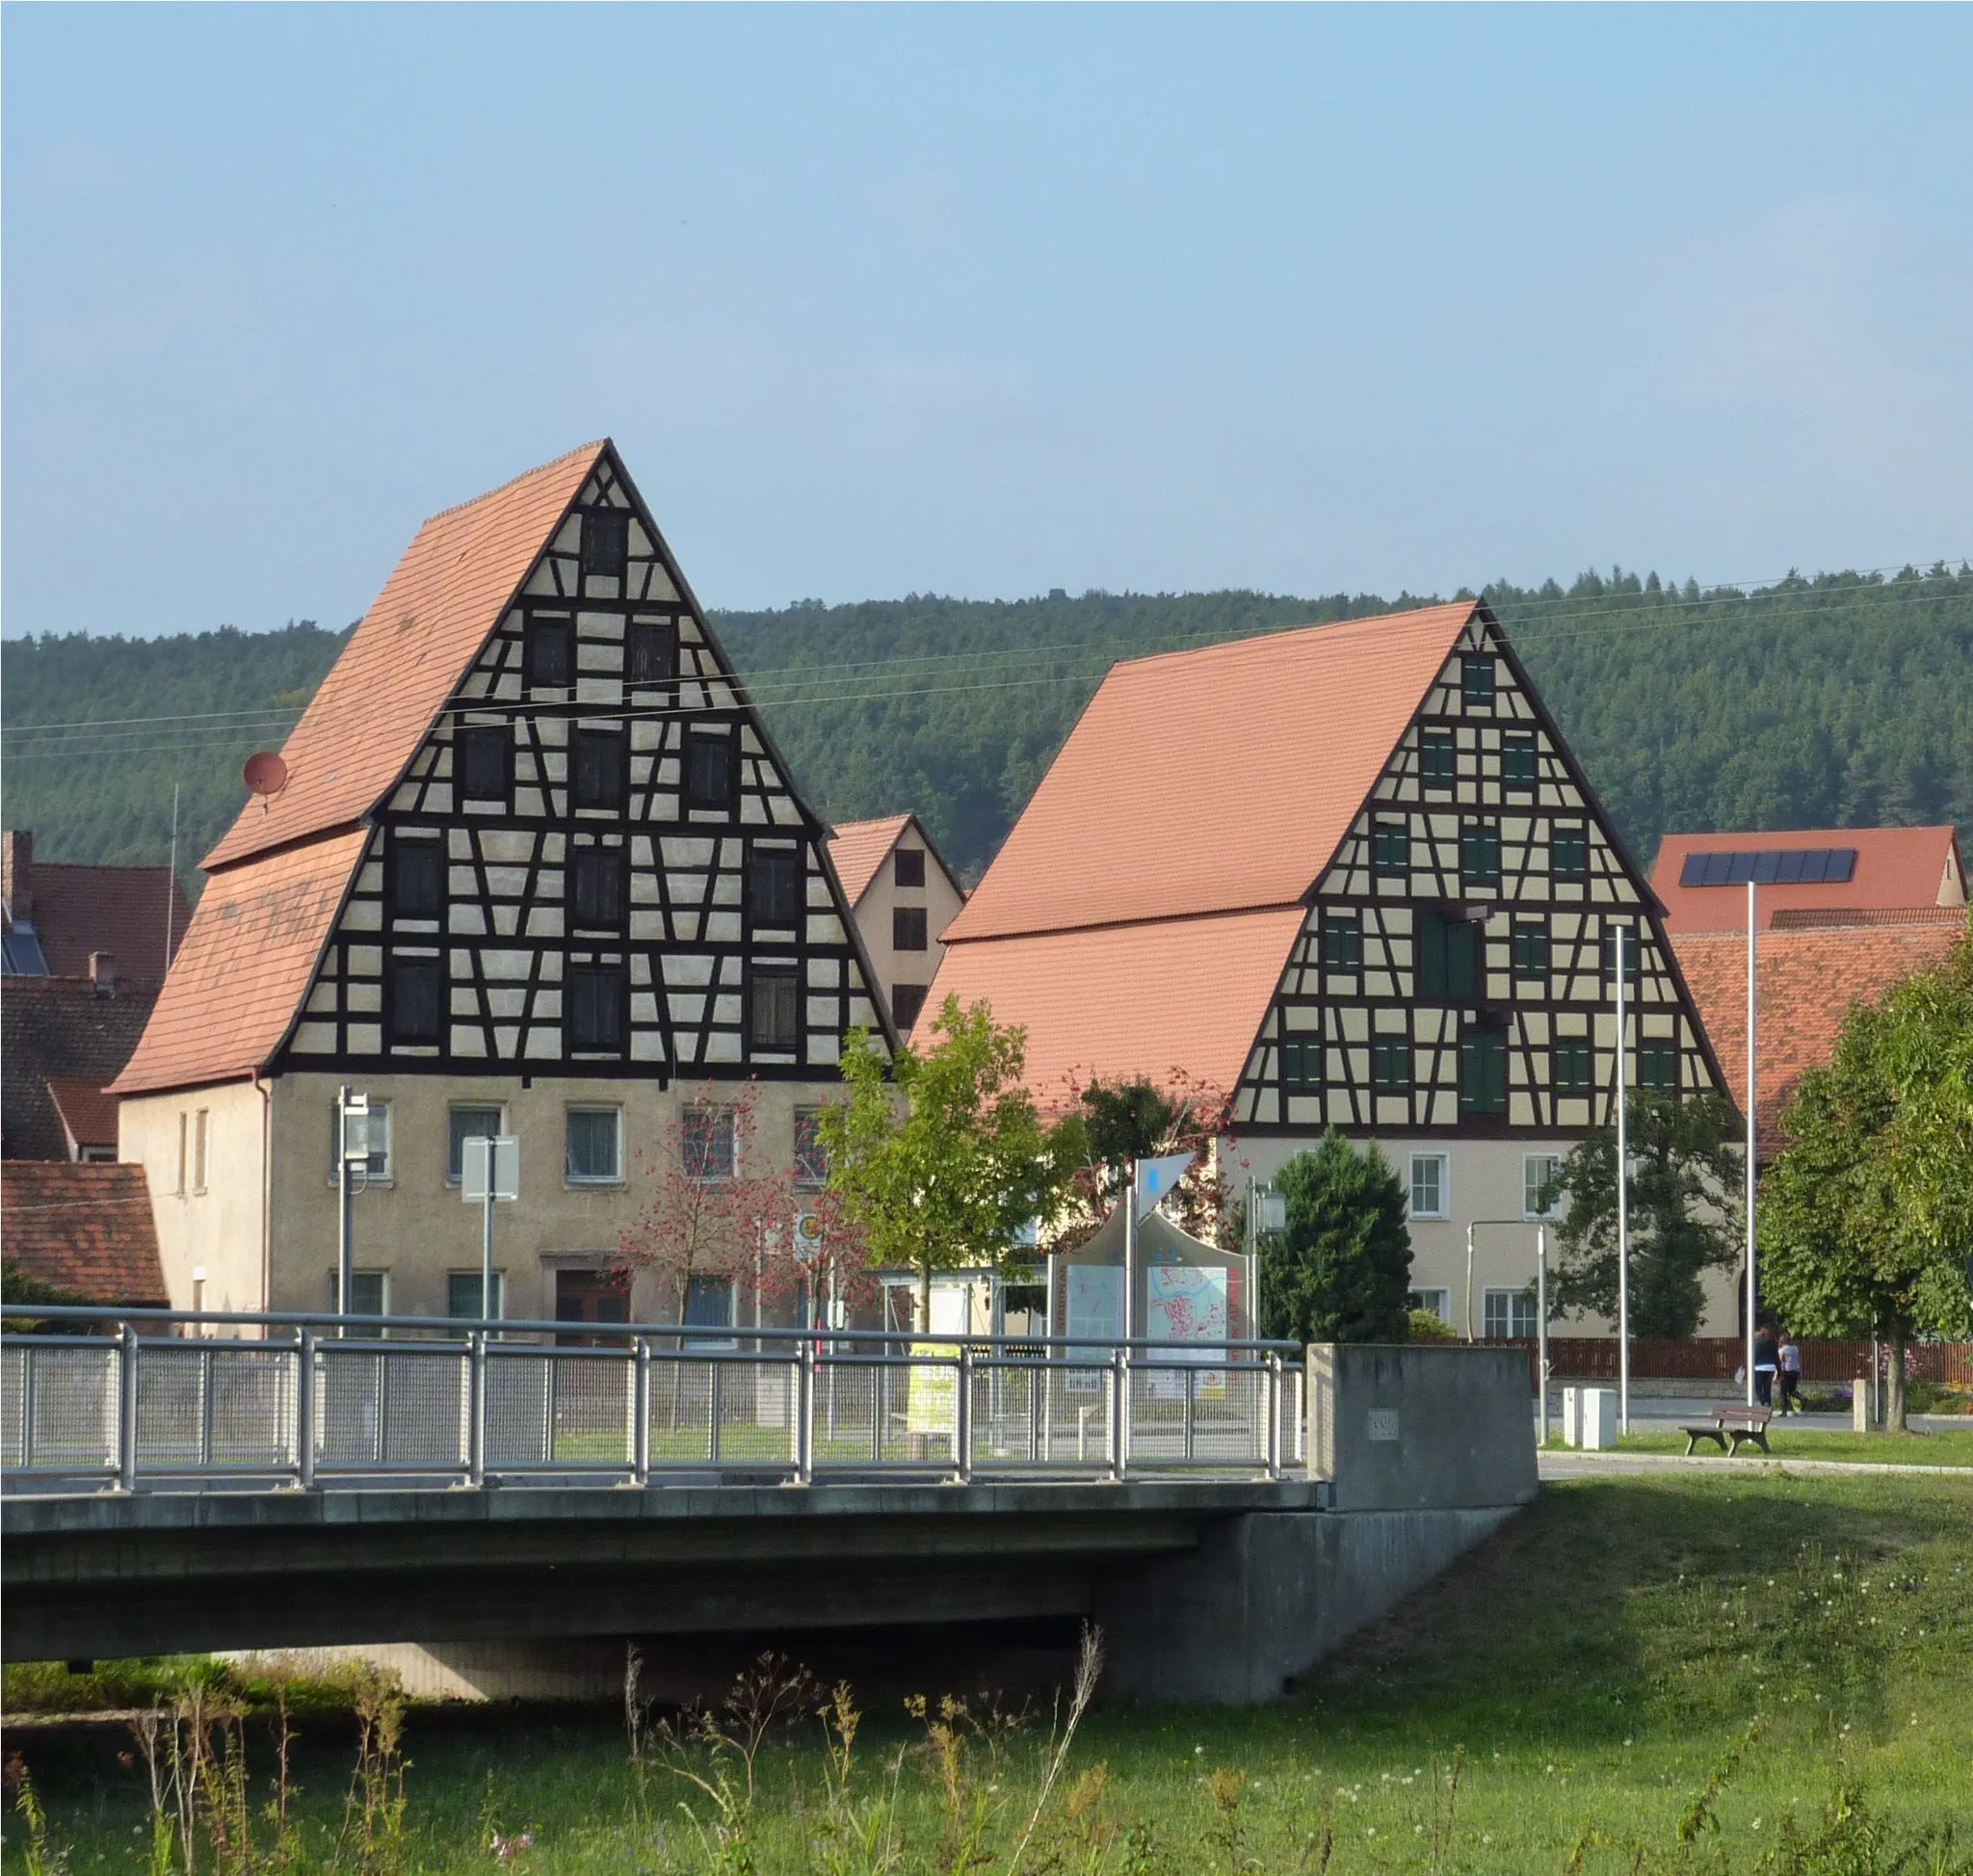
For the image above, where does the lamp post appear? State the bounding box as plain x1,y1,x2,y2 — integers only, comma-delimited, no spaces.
334,1087,372,1325
1614,924,1631,1437
1745,880,1759,1408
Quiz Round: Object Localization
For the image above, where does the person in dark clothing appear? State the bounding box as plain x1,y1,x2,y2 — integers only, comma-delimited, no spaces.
1752,1324,1779,1409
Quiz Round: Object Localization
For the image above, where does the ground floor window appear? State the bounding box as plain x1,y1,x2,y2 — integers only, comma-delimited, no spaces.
346,1270,389,1318
683,1275,736,1334
1408,1152,1448,1220
1407,1287,1451,1322
1523,1153,1565,1220
1484,1286,1539,1339
447,1272,506,1320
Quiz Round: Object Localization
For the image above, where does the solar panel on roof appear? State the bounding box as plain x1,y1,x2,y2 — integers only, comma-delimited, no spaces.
1678,847,1858,888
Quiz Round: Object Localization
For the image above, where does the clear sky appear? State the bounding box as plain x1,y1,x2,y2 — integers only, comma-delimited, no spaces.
4,5,1969,640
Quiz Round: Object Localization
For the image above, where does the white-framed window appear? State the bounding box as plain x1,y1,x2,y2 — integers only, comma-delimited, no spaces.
566,1106,623,1183
682,1105,737,1182
794,1106,829,1189
1483,1287,1539,1339
329,1100,393,1184
348,1271,389,1318
1407,1288,1451,1322
447,1271,506,1320
1523,1153,1565,1220
1408,1152,1449,1220
448,1105,505,1184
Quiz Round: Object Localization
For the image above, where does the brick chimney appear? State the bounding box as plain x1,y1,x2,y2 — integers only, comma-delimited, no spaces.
2,830,32,922
90,950,116,996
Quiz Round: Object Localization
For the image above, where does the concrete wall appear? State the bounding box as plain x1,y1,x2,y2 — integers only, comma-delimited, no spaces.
118,1082,268,1314
1308,1342,1539,1512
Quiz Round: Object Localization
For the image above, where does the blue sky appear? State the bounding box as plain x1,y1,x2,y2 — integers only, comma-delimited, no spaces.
5,5,1969,640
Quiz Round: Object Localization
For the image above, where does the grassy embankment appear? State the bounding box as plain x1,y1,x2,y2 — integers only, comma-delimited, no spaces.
1549,1429,1973,1467
6,1471,1971,1873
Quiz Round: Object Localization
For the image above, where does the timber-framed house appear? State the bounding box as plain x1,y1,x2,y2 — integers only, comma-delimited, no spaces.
928,602,1734,1337
112,442,891,1323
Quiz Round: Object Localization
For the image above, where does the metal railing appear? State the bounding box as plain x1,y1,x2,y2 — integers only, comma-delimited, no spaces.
2,1306,1308,1494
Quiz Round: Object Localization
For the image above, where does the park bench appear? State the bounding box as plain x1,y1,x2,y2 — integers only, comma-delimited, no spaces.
1682,1403,1773,1456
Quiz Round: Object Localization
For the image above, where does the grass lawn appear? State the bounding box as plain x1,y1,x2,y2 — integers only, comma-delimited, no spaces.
7,1471,1972,1873
1552,1429,1973,1466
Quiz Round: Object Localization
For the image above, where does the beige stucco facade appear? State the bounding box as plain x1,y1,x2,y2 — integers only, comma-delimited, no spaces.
118,1081,271,1315
847,831,966,1031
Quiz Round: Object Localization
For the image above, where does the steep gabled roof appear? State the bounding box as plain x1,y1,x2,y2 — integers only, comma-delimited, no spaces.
1651,826,1965,934
1,854,190,990
1,975,160,1160
44,1078,119,1153
828,816,915,907
944,603,1479,942
0,1160,170,1305
203,443,605,871
109,832,368,1097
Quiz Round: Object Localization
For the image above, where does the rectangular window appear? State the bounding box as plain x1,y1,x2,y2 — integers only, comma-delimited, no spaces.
566,1106,623,1183
389,958,445,1044
566,963,627,1052
193,1109,210,1193
348,1271,388,1319
1416,912,1481,998
1484,1287,1539,1339
1513,918,1549,981
458,726,512,804
1281,1038,1323,1093
447,1272,506,1321
1460,821,1501,889
750,965,800,1050
1602,926,1643,986
570,849,625,929
1372,1038,1412,1094
176,1113,189,1196
1551,826,1589,883
1322,913,1362,971
329,1100,392,1185
1373,820,1410,880
448,1106,505,1184
391,841,445,920
893,847,926,889
1461,654,1496,706
572,727,628,811
891,983,929,1030
1639,1042,1679,1092
685,732,734,810
1503,732,1538,790
749,848,803,928
1419,728,1456,788
525,617,574,689
1524,1153,1565,1220
683,1275,735,1333
1553,1042,1593,1095
1408,1153,1448,1220
1408,1287,1451,1321
794,1107,829,1188
682,1106,737,1182
1460,1029,1508,1116
892,906,929,952
626,618,678,685
582,511,630,581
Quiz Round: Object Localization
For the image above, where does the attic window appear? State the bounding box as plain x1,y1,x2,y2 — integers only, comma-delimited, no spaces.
627,618,678,686
388,959,445,1045
458,726,513,804
526,617,574,689
1419,730,1456,789
583,512,630,581
685,732,735,811
894,847,926,889
573,727,629,811
1461,655,1496,707
392,841,445,919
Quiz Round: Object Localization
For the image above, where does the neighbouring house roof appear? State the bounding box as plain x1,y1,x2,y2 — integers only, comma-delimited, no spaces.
44,1078,119,1154
1672,918,1966,1157
0,975,160,1160
828,816,915,907
1650,825,1965,934
2,832,190,991
944,603,1479,943
1,1160,170,1306
108,831,369,1097
203,443,605,872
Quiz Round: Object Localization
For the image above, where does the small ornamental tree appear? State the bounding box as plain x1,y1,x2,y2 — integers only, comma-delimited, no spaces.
1260,1130,1412,1344
1051,1069,1242,1249
1759,927,1973,1431
816,996,1076,1325
1543,1092,1743,1340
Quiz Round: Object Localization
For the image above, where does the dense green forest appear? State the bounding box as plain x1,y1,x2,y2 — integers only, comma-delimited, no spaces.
5,566,1968,898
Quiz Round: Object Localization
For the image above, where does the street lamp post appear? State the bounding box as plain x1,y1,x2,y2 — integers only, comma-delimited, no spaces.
1614,925,1632,1437
1745,880,1759,1408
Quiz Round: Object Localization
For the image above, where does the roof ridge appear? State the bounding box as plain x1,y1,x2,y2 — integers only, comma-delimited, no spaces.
420,439,608,527
1114,600,1475,675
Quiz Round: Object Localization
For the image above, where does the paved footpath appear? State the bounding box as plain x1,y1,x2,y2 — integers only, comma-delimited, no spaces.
1539,1449,1973,1482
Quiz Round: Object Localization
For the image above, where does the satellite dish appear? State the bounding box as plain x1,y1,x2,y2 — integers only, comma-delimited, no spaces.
243,752,289,801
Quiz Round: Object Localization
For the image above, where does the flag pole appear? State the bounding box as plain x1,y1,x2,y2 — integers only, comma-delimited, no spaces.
1746,880,1758,1408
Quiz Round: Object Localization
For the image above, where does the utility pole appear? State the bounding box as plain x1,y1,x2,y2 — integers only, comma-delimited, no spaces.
1615,925,1631,1437
165,783,179,981
1746,880,1759,1409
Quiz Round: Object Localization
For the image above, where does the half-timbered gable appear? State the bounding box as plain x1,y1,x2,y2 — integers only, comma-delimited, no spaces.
1235,606,1722,1132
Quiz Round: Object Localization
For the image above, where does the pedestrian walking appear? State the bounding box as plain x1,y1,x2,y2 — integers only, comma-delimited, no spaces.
1778,1333,1803,1415
1753,1323,1779,1410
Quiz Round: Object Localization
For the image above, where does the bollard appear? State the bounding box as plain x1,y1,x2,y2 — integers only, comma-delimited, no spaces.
1853,1376,1875,1434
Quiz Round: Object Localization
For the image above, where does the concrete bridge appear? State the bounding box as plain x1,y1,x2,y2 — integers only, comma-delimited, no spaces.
2,1310,1536,1703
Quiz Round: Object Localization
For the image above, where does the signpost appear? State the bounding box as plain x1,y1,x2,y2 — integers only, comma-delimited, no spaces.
335,1088,371,1324
460,1135,521,1322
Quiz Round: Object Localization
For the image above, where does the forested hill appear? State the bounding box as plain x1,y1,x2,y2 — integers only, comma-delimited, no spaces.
4,566,1968,898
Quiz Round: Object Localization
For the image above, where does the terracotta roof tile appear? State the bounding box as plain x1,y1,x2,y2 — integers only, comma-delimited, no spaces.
944,603,1479,941
919,908,1308,1108
828,816,915,908
1,976,158,1160
1,1160,170,1305
203,443,605,871
109,831,369,1097
44,1077,119,1151
1651,826,1964,934
2,854,190,991
1673,919,1966,1155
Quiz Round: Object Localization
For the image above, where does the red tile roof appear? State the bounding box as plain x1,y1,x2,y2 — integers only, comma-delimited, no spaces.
919,908,1310,1110
1,1160,170,1305
2,847,190,991
1673,919,1966,1155
1651,826,1964,934
1,975,160,1160
44,1077,119,1152
203,443,605,871
945,604,1479,942
109,831,368,1097
829,815,915,908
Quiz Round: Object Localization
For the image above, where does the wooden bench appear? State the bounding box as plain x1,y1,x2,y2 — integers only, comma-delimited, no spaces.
1682,1404,1773,1456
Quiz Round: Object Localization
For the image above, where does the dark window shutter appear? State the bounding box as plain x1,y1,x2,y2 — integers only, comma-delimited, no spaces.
573,728,628,810
749,850,803,927
890,983,929,1030
583,512,630,580
627,619,678,684
458,726,512,803
567,964,626,1052
686,734,734,809
389,959,444,1044
893,906,929,951
750,966,800,1049
571,850,625,928
393,843,445,919
893,847,926,888
526,618,574,688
